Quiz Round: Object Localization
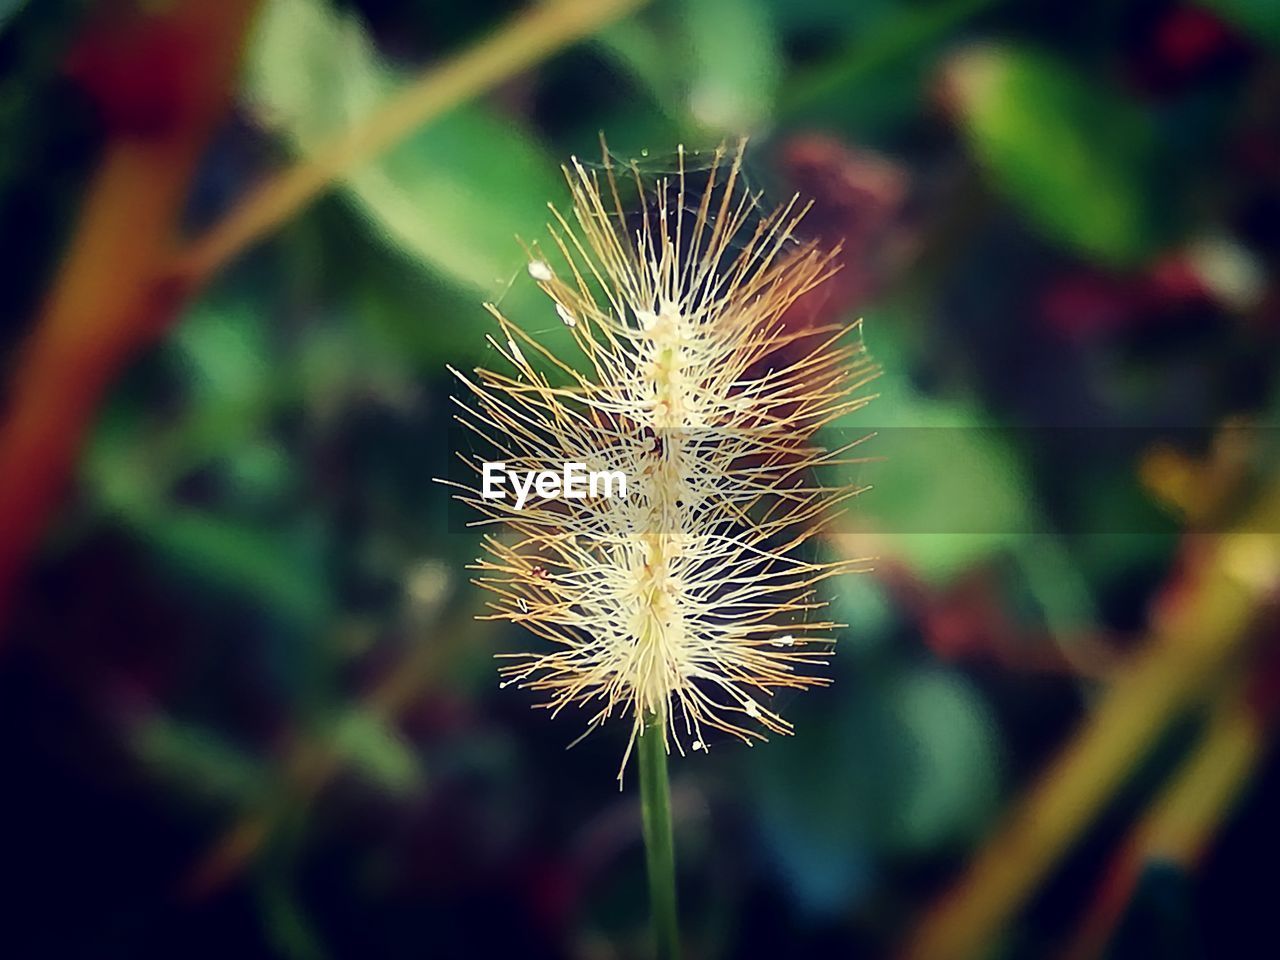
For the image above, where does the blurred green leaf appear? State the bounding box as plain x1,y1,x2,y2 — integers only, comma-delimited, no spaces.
174,297,272,404
84,297,283,504
257,812,330,960
85,404,166,519
160,299,285,482
749,666,1000,913
258,877,329,960
597,0,782,136
845,318,1036,578
330,708,424,795
948,46,1162,265
681,0,781,133
887,668,1001,849
829,570,896,654
134,714,268,807
847,313,1097,633
133,507,330,630
861,405,1033,578
0,0,29,32
245,0,565,294
596,18,684,118
770,0,899,33
782,0,1001,120
1203,0,1280,47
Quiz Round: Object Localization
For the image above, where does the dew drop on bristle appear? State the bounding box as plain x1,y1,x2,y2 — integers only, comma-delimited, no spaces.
507,339,526,366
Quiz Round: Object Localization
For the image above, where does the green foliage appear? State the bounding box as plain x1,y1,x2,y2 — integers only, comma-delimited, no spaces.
133,714,269,807
245,0,565,295
680,0,780,133
949,46,1165,265
132,507,331,629
11,0,1277,951
597,0,782,139
783,0,1002,127
887,668,1002,846
846,309,1100,633
1204,0,1280,48
749,666,1000,911
850,314,1037,579
0,0,29,33
330,707,425,795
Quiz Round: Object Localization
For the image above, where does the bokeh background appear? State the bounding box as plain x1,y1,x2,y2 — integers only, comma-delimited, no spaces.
3,0,1280,957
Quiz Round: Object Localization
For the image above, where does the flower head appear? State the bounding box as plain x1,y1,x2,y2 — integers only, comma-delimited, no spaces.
447,140,876,777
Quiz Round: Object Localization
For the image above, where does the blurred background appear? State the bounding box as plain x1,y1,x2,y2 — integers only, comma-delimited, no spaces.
2,0,1279,957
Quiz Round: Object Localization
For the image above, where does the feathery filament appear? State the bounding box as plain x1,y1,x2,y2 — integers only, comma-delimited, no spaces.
446,141,876,777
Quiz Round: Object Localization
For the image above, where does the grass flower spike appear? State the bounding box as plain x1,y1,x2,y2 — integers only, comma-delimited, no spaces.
448,140,876,777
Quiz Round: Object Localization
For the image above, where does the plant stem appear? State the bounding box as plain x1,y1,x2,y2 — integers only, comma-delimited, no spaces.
174,0,648,289
638,714,679,960
0,0,648,639
895,483,1280,960
0,0,261,631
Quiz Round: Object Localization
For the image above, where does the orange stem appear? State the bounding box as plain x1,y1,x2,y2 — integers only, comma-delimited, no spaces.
0,0,650,638
0,0,261,629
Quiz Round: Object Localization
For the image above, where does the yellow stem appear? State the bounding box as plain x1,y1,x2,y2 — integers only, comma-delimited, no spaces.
173,0,649,288
1062,668,1267,960
895,517,1280,960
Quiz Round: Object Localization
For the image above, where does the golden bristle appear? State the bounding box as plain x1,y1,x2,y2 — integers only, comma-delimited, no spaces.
444,140,877,779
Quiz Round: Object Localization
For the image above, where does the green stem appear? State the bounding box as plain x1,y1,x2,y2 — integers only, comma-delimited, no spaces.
638,715,680,960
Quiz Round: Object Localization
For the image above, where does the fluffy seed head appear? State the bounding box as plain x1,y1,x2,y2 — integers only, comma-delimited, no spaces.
446,140,876,778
